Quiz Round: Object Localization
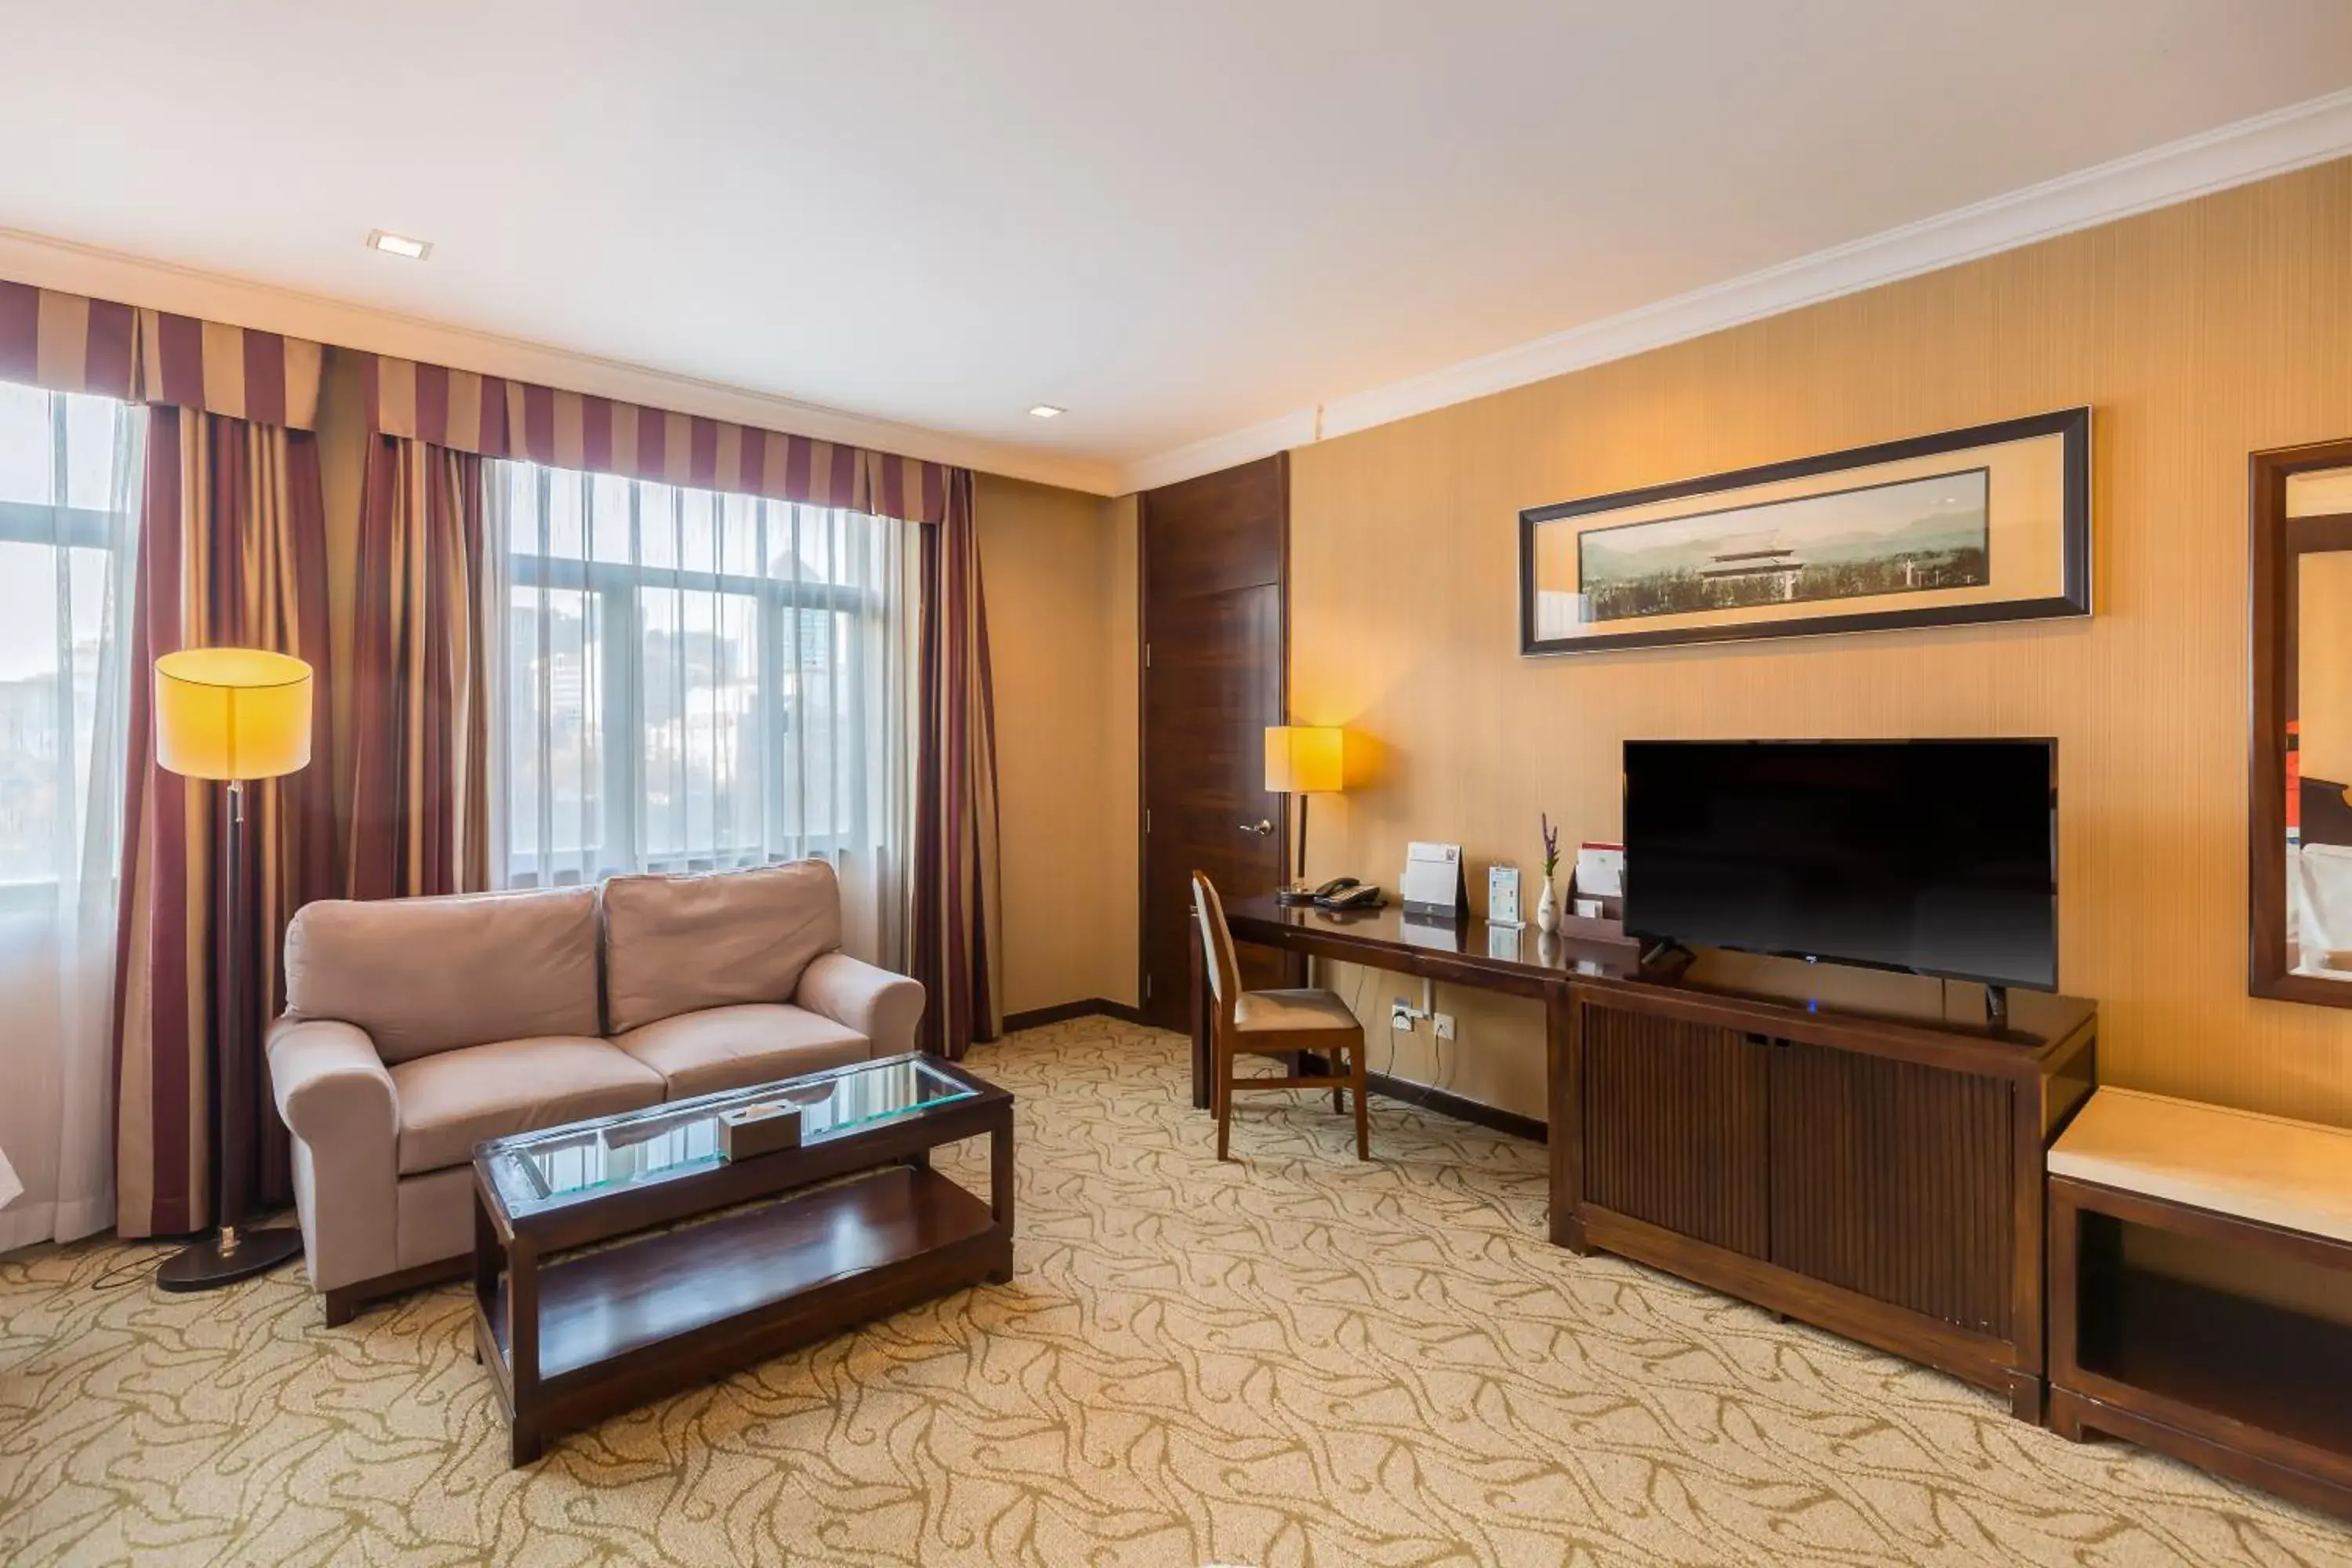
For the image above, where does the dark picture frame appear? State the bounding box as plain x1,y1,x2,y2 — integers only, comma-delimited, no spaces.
1518,407,2092,655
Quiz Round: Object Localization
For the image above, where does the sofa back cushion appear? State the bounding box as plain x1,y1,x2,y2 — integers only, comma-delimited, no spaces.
601,862,843,1033
283,886,601,1064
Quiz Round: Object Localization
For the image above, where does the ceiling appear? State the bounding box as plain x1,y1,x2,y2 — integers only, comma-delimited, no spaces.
8,2,2352,490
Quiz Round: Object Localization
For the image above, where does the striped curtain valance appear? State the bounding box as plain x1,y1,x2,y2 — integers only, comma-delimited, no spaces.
0,281,136,399
0,280,325,429
358,352,953,526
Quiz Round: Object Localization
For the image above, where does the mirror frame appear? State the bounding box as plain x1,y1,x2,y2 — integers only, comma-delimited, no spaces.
2249,437,2352,1006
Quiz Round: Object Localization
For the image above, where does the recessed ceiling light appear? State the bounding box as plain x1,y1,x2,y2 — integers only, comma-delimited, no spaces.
1028,405,1065,419
366,230,432,260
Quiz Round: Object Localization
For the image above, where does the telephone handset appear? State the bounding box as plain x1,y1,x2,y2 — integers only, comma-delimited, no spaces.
1312,877,1385,910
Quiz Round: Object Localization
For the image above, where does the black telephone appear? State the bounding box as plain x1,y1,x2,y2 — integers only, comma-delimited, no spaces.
1312,877,1385,910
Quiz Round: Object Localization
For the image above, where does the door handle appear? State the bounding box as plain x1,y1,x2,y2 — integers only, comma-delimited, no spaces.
1239,819,1274,836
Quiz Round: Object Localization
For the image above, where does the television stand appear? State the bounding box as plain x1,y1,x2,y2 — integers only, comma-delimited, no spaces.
1561,971,2097,1420
1986,984,2009,1029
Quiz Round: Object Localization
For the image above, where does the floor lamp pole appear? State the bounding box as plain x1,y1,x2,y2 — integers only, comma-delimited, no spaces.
220,779,252,1250
156,776,303,1291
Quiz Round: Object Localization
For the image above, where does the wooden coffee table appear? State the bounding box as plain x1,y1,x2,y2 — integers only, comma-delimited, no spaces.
470,1052,1014,1465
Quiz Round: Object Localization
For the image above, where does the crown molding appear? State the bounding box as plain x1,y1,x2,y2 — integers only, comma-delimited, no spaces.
0,227,1123,496
1117,86,2352,495
1120,408,1325,496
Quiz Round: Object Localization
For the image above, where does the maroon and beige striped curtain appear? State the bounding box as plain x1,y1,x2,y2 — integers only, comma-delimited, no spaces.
362,348,1004,1058
345,437,491,900
113,408,337,1238
11,275,1011,1219
911,471,1003,1059
5,278,336,1240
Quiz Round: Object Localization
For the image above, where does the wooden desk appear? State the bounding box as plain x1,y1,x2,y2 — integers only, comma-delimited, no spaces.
1189,891,2097,1420
1187,893,1656,1142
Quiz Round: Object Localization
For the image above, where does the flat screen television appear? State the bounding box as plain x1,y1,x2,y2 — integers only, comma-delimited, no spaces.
1621,739,2056,993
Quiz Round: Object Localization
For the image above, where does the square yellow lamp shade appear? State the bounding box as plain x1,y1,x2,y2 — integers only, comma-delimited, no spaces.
154,648,314,782
1264,725,1344,794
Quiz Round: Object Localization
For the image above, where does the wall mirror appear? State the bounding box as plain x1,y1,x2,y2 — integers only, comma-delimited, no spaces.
2252,442,2352,1004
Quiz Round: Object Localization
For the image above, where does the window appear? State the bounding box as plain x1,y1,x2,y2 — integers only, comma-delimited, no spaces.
0,384,134,911
494,461,907,888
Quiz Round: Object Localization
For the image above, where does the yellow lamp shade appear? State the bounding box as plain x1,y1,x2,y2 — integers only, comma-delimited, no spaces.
1264,725,1344,795
154,648,314,782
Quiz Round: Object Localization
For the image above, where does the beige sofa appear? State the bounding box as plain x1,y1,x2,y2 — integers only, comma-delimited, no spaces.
266,860,924,1325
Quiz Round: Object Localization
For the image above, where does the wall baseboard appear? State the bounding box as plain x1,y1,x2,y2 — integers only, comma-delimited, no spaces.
1000,998,1145,1033
1365,1072,1547,1145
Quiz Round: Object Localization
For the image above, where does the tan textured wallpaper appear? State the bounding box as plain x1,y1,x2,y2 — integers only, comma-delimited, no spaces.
1289,157,2352,1127
976,476,1138,1018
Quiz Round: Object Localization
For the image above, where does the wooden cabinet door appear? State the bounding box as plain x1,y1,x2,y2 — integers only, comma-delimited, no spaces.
1140,455,1290,1029
1767,1042,2013,1336
1579,1002,1769,1257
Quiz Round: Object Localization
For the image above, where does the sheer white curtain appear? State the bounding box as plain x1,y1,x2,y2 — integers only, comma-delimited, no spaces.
0,385,142,1250
485,460,917,966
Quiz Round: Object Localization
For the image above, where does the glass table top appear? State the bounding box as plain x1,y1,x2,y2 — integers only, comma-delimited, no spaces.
481,1052,976,1215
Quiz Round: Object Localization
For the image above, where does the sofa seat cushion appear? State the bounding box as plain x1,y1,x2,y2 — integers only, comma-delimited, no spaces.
389,1036,665,1176
614,1004,872,1101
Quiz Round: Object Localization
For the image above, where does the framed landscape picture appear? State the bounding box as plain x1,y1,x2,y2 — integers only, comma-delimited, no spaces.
1518,407,2090,655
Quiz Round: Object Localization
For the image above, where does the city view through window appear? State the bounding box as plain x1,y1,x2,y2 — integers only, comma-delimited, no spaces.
498,461,897,887
0,385,128,909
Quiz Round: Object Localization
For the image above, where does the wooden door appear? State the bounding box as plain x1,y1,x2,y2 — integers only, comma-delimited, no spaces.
1767,1042,2014,1335
1140,454,1290,1029
1578,1001,1771,1256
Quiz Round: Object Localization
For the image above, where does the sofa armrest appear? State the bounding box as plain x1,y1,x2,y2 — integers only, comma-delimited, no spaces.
266,1017,399,1295
797,952,926,1056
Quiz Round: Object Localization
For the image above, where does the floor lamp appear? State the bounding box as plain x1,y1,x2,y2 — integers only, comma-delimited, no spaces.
152,648,313,1292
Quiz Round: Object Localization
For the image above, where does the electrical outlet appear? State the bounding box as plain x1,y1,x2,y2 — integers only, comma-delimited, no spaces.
1389,999,1418,1031
1433,1012,1456,1041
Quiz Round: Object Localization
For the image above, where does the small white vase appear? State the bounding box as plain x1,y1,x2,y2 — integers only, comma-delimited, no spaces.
1535,879,1559,934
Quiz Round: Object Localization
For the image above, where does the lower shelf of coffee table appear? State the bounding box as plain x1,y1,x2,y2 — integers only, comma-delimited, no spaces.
479,1163,1004,1443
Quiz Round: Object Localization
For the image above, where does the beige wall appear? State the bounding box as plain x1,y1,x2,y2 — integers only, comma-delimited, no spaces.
976,475,1138,1018
1289,156,2352,1128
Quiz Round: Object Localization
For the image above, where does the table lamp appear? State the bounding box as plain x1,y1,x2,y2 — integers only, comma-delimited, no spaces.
1264,725,1344,904
152,647,313,1292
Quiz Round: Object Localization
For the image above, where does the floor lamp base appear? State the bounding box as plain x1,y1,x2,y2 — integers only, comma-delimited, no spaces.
154,1223,306,1292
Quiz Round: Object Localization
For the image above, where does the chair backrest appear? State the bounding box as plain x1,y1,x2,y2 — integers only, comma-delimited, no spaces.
1191,870,1241,1036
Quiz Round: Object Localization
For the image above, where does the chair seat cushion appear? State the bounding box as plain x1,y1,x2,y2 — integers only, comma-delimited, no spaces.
389,1036,665,1176
614,1004,872,1101
1236,987,1362,1035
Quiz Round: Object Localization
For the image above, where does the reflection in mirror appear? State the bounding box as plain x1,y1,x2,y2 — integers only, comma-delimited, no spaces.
2257,453,2352,1004
2293,546,2352,978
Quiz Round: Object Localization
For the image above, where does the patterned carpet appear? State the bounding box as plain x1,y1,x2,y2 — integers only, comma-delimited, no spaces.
2,1018,2347,1567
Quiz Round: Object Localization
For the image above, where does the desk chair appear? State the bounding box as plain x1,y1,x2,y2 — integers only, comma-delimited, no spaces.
1192,870,1370,1162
